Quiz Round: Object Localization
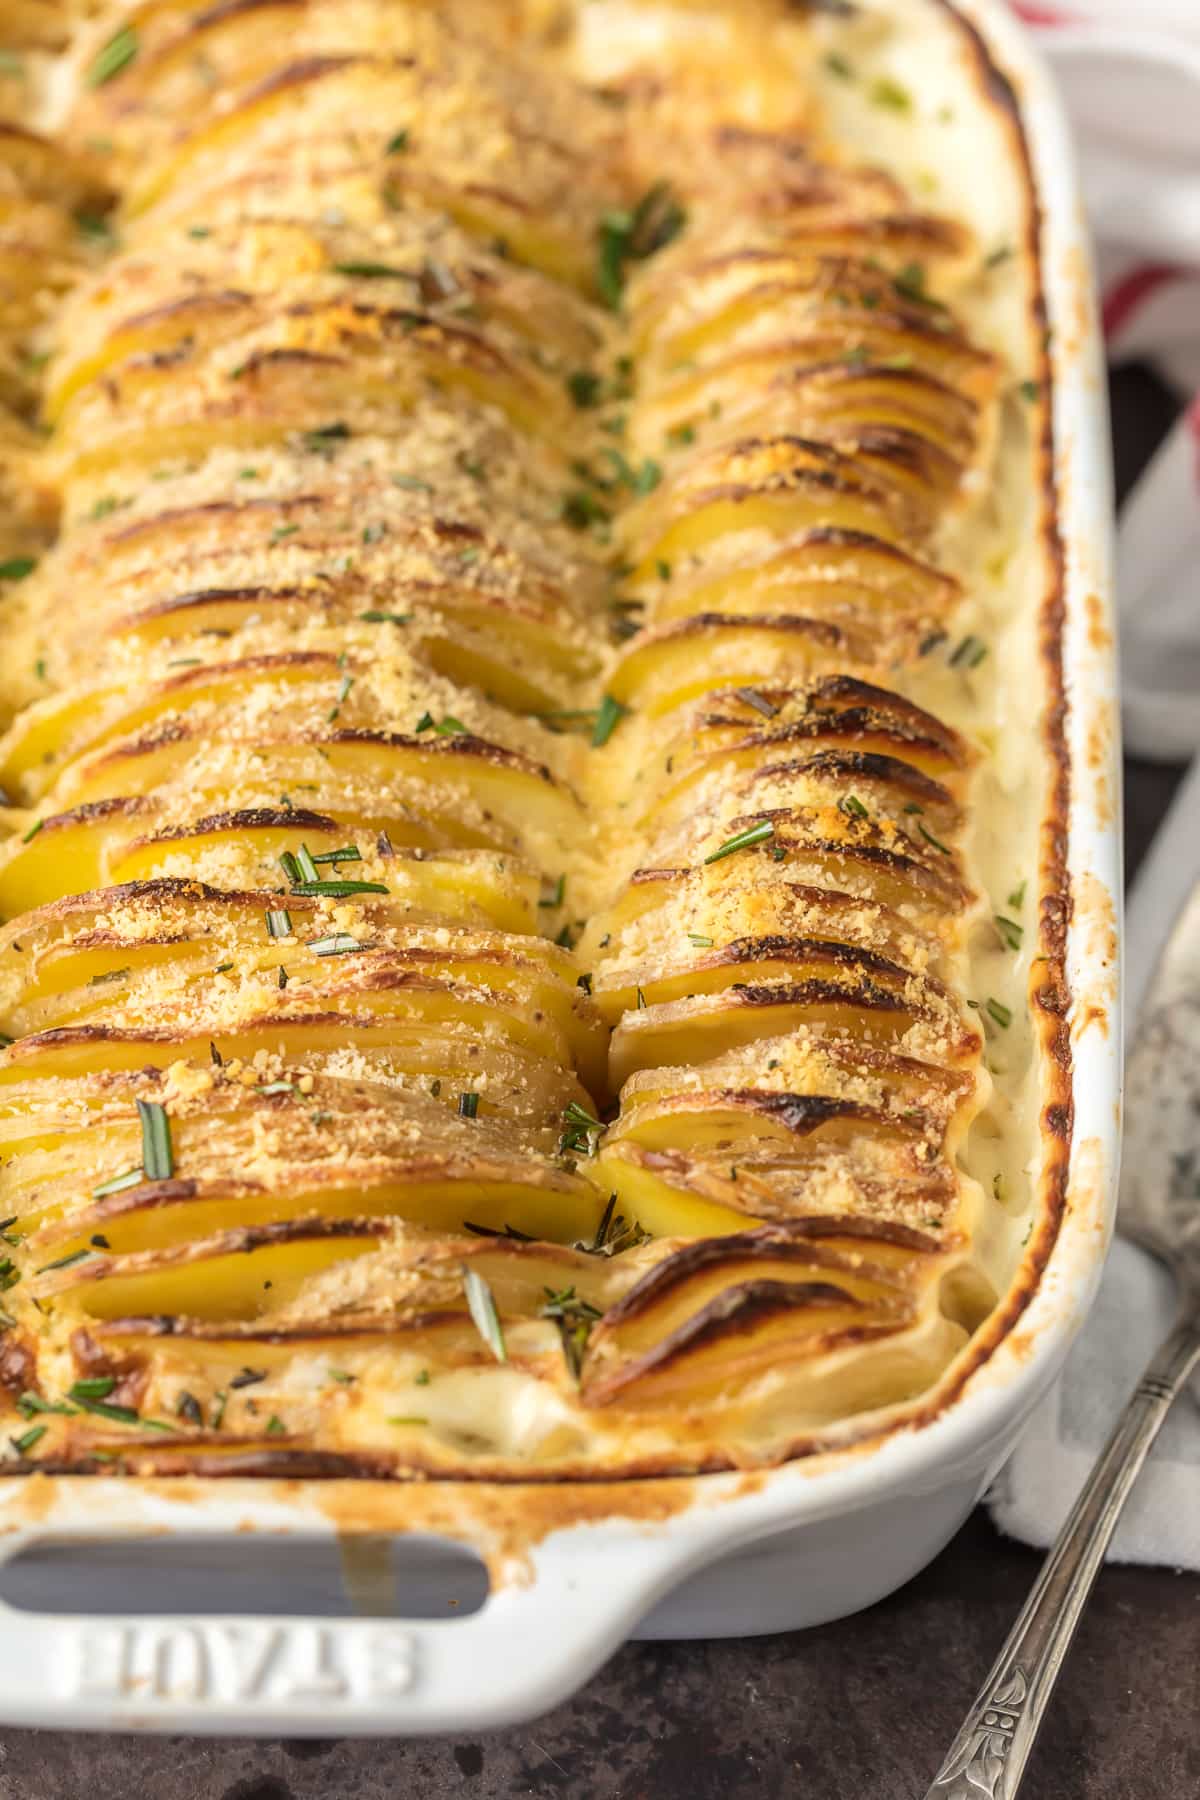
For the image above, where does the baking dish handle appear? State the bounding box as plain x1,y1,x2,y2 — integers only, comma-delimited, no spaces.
0,1530,685,1735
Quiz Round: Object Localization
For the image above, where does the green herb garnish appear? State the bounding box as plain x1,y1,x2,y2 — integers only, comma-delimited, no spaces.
870,76,912,112
137,1099,173,1181
597,182,687,309
703,819,775,865
591,693,626,748
92,1166,142,1200
462,1266,506,1362
949,634,988,669
308,933,368,957
87,25,138,88
539,1285,601,1380
995,915,1024,952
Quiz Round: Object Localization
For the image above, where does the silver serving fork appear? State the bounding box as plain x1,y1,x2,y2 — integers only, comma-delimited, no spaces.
924,879,1200,1798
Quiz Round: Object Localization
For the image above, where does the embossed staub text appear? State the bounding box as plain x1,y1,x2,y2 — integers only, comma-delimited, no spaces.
69,1622,417,1705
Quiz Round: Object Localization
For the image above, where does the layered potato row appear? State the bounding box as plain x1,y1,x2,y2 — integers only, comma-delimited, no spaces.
0,0,1005,1474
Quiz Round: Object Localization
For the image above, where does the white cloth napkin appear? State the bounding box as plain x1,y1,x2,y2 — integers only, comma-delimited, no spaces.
985,0,1200,1566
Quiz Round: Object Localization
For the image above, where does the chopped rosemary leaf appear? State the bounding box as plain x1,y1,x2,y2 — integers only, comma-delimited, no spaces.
592,693,627,748
995,914,1024,952
327,671,354,721
307,840,369,872
333,261,411,280
289,878,390,898
463,1220,534,1242
688,933,714,948
73,1396,139,1424
540,1285,602,1380
870,75,912,112
463,1266,506,1362
300,422,351,450
838,793,869,821
265,1416,286,1436
309,933,369,957
21,819,42,844
703,819,775,865
10,1425,46,1456
70,1377,116,1399
918,821,953,856
986,244,1014,269
735,687,778,718
567,369,602,409
592,1192,618,1252
561,487,610,531
279,850,301,884
265,908,292,939
137,1099,174,1181
36,1248,92,1273
229,1367,266,1389
986,997,1013,1030
87,967,131,987
91,1167,142,1200
539,874,566,908
597,181,687,309
385,128,409,154
635,985,647,1009
458,1091,480,1119
949,634,988,669
825,51,854,79
277,965,288,989
1019,379,1040,402
360,610,413,625
17,1392,76,1417
295,843,319,882
211,1391,228,1430
87,25,138,87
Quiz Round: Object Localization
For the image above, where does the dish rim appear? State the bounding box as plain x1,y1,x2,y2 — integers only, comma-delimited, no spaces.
0,0,1121,1734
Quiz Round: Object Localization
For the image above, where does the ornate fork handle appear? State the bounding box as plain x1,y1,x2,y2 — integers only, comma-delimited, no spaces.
924,1312,1200,1799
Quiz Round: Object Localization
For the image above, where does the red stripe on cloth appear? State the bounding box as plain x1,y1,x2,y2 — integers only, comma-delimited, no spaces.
1101,264,1187,341
1188,395,1200,490
1011,3,1075,23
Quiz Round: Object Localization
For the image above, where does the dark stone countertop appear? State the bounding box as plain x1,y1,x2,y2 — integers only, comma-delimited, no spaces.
1,377,1195,1800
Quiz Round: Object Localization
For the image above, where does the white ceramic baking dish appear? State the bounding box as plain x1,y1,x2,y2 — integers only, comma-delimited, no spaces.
0,0,1119,1735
